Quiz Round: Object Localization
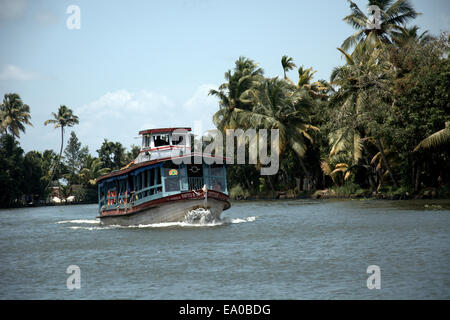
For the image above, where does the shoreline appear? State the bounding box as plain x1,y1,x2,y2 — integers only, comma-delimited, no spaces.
230,188,450,201
2,191,449,209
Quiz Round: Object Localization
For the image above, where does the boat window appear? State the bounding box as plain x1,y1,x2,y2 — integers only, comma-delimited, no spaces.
165,177,180,192
212,178,224,192
156,167,161,185
154,134,170,147
211,164,224,177
143,134,151,148
173,135,184,145
164,167,181,192
209,164,225,192
143,171,148,188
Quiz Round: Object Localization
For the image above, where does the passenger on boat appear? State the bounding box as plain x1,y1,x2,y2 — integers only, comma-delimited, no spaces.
213,180,222,192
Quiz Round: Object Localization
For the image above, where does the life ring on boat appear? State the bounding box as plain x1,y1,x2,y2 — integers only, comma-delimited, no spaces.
189,165,200,174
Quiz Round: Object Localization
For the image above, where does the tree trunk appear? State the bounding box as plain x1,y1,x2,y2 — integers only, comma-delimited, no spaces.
376,138,398,187
368,174,375,190
415,163,420,192
298,157,310,179
298,157,312,190
243,170,251,191
267,176,275,192
295,177,301,191
46,126,64,191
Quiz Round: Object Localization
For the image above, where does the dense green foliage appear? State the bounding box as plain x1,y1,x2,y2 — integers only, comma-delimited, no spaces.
210,1,449,198
0,97,138,206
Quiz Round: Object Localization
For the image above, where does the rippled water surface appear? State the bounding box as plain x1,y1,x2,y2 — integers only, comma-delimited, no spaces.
0,199,449,299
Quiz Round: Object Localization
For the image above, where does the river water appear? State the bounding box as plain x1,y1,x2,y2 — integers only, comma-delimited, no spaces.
0,199,449,300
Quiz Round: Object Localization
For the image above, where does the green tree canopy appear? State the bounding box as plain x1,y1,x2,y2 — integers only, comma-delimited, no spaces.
0,93,32,138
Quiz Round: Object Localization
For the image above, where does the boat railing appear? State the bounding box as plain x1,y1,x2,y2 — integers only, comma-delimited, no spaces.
188,177,204,190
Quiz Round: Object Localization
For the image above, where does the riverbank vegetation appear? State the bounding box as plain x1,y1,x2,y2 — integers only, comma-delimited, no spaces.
0,98,139,206
211,0,449,200
0,0,449,207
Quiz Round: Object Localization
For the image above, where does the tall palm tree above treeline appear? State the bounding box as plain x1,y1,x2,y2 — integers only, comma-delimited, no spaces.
0,93,32,139
342,0,420,50
209,56,264,131
44,105,79,190
281,55,296,80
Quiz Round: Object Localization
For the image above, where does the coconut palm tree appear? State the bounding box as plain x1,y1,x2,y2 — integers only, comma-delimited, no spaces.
391,25,435,46
238,77,319,180
58,183,72,203
209,56,264,131
414,122,450,152
44,105,79,190
295,66,330,99
80,156,110,186
342,0,420,51
281,55,296,80
321,161,354,186
329,44,377,167
330,42,399,186
0,93,32,138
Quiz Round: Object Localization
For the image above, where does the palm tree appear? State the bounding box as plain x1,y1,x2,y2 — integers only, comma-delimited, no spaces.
321,161,353,186
238,78,319,181
391,25,435,46
281,55,296,80
209,56,264,131
414,122,450,152
342,0,420,51
58,183,72,203
44,105,79,190
80,156,110,186
330,42,399,186
328,127,363,165
295,66,330,99
370,143,399,191
0,93,32,138
329,44,377,166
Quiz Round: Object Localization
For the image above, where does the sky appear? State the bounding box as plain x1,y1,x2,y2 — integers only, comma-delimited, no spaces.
0,0,448,155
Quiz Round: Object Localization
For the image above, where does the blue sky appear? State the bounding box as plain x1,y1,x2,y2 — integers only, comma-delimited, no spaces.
0,0,448,154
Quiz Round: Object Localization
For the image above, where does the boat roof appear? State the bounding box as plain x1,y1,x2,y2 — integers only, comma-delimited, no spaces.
138,127,192,135
96,153,228,183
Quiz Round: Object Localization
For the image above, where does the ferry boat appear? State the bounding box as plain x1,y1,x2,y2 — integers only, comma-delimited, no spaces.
96,128,230,226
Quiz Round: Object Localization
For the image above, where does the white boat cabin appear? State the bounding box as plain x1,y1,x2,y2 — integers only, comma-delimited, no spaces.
134,127,192,164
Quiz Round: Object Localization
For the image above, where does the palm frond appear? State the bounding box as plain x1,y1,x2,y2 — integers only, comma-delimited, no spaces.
414,122,450,152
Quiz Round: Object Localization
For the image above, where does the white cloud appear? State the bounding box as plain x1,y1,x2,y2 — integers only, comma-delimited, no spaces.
183,84,217,111
75,85,220,153
182,83,218,131
0,0,27,20
0,64,37,81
